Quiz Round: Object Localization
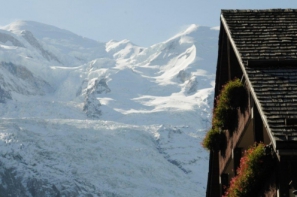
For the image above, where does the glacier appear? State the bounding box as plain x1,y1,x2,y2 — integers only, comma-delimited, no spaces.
0,21,218,196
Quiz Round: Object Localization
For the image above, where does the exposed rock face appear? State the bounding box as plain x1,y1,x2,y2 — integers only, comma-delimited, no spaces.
0,86,12,103
83,92,102,118
177,70,191,83
0,32,25,47
21,30,61,63
177,70,198,94
87,78,111,94
185,77,198,94
2,61,35,80
82,78,111,118
0,62,53,100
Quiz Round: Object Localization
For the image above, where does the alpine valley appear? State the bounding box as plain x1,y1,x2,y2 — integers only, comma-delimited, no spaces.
0,21,218,197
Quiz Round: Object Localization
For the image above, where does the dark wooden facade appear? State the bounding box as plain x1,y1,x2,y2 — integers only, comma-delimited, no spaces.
206,9,297,197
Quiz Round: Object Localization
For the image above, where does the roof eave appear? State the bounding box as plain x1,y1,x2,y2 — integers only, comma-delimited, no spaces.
220,13,277,150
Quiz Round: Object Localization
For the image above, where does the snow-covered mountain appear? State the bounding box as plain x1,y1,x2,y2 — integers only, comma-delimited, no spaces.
0,21,218,197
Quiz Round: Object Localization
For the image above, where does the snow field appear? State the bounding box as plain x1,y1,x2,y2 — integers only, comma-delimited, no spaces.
0,21,219,196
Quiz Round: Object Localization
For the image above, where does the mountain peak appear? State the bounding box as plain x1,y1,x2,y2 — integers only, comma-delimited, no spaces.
3,20,68,37
2,20,104,47
0,20,217,196
183,24,199,35
162,24,218,47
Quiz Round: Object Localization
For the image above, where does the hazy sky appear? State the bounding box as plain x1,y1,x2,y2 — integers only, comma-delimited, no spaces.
1,0,297,46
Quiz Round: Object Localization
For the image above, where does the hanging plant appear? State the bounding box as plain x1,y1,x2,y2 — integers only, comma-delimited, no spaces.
223,143,275,197
212,78,247,131
202,128,226,151
202,79,247,151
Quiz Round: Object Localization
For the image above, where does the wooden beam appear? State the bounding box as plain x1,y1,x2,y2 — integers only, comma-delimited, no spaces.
227,37,231,80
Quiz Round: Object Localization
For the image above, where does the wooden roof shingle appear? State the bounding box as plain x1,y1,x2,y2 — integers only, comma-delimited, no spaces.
221,9,297,145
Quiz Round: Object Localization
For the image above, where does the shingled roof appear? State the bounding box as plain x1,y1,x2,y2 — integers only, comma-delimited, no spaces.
221,9,297,149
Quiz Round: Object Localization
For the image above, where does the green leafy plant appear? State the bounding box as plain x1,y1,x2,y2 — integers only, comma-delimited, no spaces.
213,78,247,130
202,79,247,151
202,128,224,150
223,143,274,197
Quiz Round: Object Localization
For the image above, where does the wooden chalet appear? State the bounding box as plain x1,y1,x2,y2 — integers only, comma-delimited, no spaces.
206,9,297,197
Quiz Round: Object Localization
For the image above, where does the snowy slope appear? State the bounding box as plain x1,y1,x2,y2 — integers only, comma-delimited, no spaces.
0,21,218,197
3,20,108,66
